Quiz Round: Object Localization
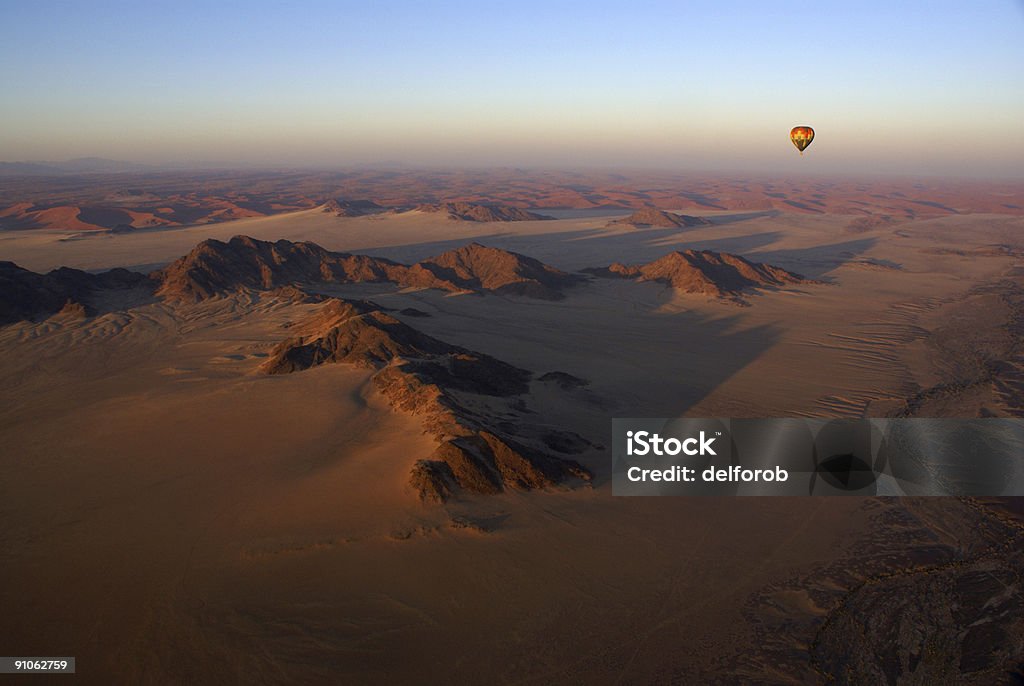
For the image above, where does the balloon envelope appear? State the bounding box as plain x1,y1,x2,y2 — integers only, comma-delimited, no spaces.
791,126,814,153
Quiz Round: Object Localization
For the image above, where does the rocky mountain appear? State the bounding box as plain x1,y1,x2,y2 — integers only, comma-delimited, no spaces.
414,202,553,222
261,298,592,501
0,238,585,321
610,208,712,228
0,261,151,324
410,242,582,299
584,249,813,299
321,198,385,217
2,233,591,325
153,236,411,302
153,236,580,302
262,300,459,374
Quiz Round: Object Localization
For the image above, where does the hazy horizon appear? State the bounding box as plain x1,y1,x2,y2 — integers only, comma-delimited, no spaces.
2,1,1023,178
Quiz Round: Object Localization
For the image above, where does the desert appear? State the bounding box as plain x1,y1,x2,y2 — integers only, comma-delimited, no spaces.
2,169,1024,682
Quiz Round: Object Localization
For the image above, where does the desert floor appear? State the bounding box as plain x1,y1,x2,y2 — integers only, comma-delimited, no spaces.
2,207,1024,683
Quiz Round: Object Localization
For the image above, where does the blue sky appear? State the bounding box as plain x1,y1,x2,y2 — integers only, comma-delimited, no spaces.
1,0,1022,176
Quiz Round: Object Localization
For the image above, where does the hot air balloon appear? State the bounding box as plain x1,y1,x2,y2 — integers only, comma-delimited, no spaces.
790,126,814,155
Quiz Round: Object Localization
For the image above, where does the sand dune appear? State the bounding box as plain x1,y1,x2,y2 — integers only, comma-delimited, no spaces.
4,169,1023,238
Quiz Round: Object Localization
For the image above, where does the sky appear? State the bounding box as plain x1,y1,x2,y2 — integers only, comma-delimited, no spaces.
1,0,1022,177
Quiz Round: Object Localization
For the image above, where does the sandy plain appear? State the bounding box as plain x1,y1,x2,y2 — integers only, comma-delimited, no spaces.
2,200,1024,683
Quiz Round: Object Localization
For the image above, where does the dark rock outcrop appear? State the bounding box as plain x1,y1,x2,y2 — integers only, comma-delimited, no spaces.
415,202,553,222
720,498,1024,684
610,208,712,228
411,242,583,300
263,302,470,374
322,198,384,217
0,260,150,324
584,249,813,299
153,236,409,302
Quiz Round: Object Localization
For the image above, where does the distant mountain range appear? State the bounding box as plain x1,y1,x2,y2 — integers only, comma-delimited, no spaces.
0,158,155,176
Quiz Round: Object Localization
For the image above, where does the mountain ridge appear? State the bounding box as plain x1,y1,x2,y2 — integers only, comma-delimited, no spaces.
413,202,553,222
261,297,593,501
610,208,713,228
585,249,814,300
155,236,580,302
